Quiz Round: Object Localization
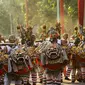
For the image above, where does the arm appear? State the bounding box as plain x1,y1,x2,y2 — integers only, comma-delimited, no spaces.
79,25,84,35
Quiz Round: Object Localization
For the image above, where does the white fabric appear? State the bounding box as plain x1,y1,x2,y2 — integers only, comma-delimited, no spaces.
8,58,12,72
6,45,12,52
1,45,12,53
4,74,9,85
14,46,19,50
10,81,15,85
58,39,70,46
57,39,61,45
68,42,75,47
56,72,61,82
1,46,5,49
46,37,50,41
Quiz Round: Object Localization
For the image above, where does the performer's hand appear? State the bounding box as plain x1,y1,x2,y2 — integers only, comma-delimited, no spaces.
63,60,69,65
79,25,82,29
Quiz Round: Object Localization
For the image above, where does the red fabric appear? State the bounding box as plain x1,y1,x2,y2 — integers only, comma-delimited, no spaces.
63,67,66,76
60,0,64,33
0,70,4,76
3,65,8,72
35,57,42,66
16,68,28,75
43,63,63,70
79,58,85,62
0,65,8,76
16,66,32,75
3,65,32,75
78,0,84,26
50,34,59,38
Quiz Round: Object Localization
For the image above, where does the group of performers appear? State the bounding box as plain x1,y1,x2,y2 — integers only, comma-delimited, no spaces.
0,23,85,85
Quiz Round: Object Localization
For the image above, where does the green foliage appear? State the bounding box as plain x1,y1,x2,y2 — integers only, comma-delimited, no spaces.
64,0,78,20
0,4,10,36
37,0,56,21
0,0,78,36
0,0,25,36
37,0,78,21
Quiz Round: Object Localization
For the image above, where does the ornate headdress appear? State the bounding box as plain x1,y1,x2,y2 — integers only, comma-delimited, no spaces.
9,35,17,43
48,27,59,38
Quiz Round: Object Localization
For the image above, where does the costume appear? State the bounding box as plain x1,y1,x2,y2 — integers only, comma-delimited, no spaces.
70,39,82,83
78,40,85,82
39,37,68,85
61,38,72,80
2,43,33,85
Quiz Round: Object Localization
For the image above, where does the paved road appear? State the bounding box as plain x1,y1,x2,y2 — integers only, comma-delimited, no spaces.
61,80,85,85
37,82,85,85
61,82,85,85
36,79,85,85
28,74,85,85
36,80,85,85
36,76,85,85
61,80,84,85
3,80,85,85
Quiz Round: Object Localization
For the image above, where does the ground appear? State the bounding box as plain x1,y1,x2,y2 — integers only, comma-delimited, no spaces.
61,80,85,85
36,79,85,85
36,81,85,85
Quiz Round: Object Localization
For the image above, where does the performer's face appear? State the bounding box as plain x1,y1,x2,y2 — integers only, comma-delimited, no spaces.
51,33,57,38
42,36,46,41
83,29,85,33
63,34,68,40
17,28,21,33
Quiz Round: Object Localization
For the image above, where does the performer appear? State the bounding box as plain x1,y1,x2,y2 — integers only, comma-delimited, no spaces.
25,28,39,85
73,27,81,47
17,25,26,45
79,26,85,82
39,27,68,85
2,35,32,85
61,33,72,81
70,32,82,83
55,22,61,39
0,34,5,43
17,25,37,85
3,35,17,85
36,25,48,84
39,25,47,41
8,42,33,85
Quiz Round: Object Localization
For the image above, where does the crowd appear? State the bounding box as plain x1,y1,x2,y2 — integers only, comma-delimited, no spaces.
0,23,85,85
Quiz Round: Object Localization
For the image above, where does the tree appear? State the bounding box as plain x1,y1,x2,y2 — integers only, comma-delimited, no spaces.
64,0,78,20
0,4,10,36
0,0,78,36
